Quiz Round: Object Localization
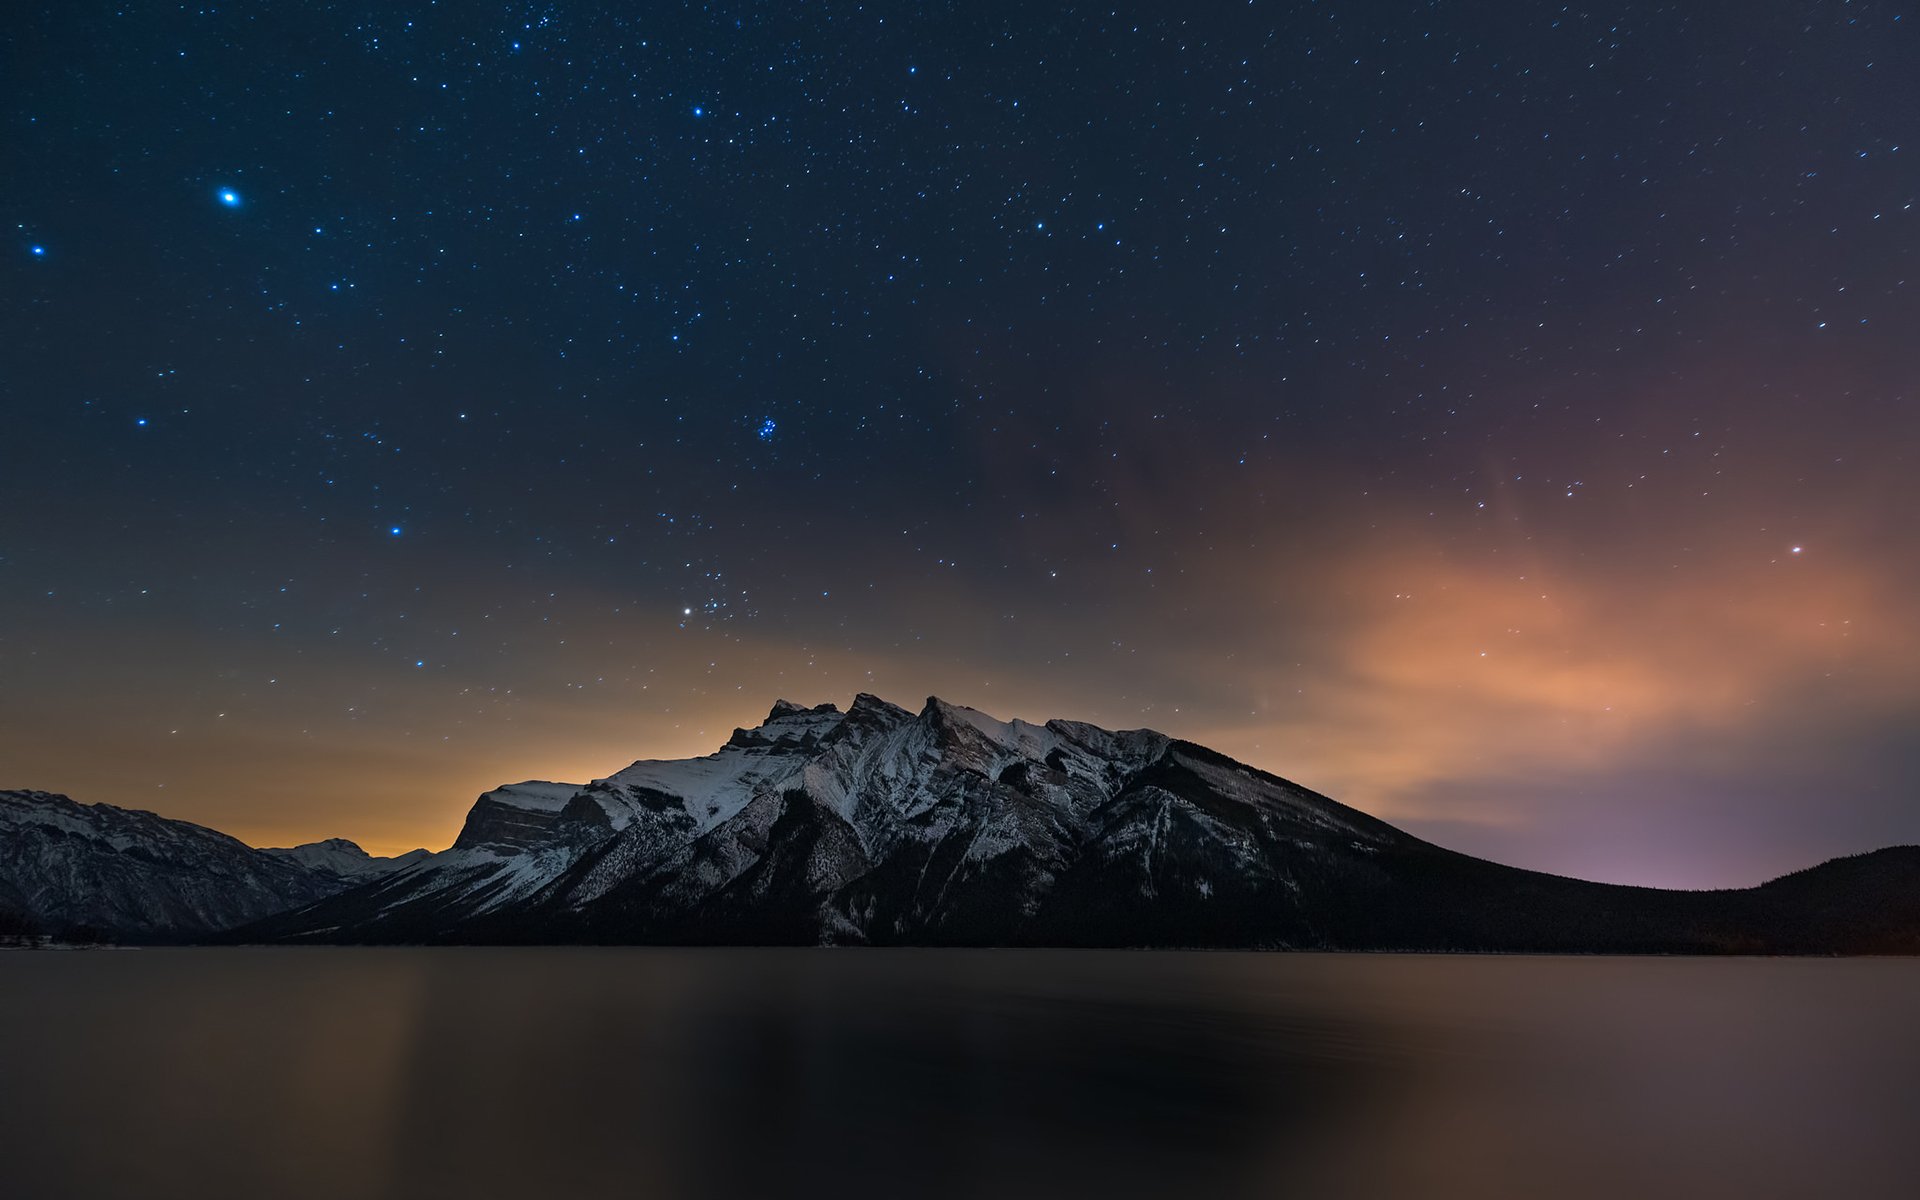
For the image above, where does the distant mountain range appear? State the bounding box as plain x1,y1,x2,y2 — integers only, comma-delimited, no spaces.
6,695,1918,952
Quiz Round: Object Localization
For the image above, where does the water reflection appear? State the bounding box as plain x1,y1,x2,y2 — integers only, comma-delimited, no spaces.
0,950,1915,1198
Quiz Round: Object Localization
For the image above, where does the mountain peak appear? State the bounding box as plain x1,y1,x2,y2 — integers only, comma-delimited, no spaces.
847,692,910,718
262,837,430,881
918,694,985,722
918,694,1010,739
829,691,903,729
766,699,840,723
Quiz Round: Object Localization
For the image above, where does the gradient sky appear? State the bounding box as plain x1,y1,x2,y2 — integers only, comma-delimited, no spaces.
4,4,1917,887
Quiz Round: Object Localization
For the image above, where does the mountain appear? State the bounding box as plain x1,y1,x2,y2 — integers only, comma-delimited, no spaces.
261,838,432,882
9,698,1917,951
0,790,423,942
231,695,1920,953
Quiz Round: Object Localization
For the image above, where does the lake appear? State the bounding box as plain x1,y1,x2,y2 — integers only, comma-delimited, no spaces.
0,949,1914,1198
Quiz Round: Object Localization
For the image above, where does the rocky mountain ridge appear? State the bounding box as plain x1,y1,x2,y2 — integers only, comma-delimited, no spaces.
8,695,1920,952
243,695,1920,952
0,789,424,941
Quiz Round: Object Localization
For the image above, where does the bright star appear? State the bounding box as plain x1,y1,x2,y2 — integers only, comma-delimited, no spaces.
29,245,45,257
692,105,704,117
757,417,777,441
1791,545,1803,554
389,526,403,536
218,188,241,207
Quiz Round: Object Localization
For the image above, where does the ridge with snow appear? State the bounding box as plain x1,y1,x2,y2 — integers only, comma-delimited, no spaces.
0,790,423,941
10,696,1920,951
235,695,1920,953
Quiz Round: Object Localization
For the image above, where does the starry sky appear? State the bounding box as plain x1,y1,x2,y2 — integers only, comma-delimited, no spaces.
4,3,1917,887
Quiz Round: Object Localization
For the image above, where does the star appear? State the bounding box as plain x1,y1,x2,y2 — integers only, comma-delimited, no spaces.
217,188,241,208
29,244,45,257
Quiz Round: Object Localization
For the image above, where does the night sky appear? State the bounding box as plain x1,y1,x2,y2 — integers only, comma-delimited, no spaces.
4,4,1917,887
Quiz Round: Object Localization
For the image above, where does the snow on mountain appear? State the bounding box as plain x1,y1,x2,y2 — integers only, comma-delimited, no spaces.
261,838,432,881
0,790,403,940
252,700,871,930
19,696,1920,952
248,693,1419,946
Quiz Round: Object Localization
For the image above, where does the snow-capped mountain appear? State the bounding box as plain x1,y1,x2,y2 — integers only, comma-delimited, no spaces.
240,693,1395,944
12,696,1920,951
261,838,431,882
240,695,1920,953
0,790,422,941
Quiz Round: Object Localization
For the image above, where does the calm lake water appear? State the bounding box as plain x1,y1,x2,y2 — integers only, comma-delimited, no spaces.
0,950,1915,1199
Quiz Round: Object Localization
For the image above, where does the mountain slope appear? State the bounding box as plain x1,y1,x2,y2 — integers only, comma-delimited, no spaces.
0,790,419,941
234,696,1920,953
